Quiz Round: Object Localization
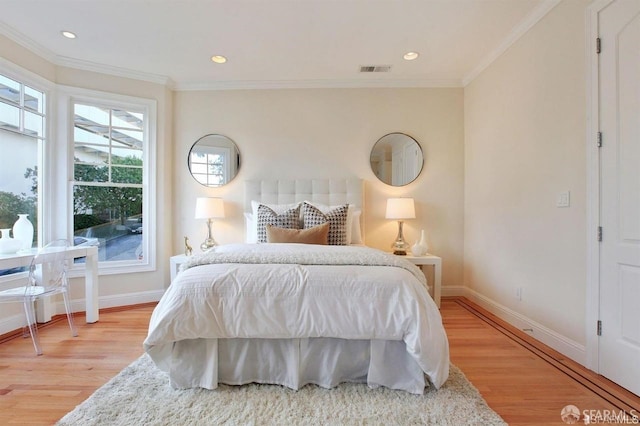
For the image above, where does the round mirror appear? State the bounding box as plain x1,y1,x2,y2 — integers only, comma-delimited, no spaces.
188,134,240,187
370,133,424,186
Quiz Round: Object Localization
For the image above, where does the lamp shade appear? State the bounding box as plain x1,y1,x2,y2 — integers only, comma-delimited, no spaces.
195,197,225,219
385,198,415,220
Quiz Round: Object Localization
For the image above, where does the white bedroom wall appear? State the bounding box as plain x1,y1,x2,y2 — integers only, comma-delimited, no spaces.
173,88,465,288
464,0,588,346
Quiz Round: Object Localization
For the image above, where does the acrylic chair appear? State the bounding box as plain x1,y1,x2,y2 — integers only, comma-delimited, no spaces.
0,239,77,355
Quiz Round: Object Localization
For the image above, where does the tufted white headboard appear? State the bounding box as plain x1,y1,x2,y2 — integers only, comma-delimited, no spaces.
245,178,364,212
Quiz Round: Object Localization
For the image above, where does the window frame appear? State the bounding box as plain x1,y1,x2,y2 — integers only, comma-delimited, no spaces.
189,145,232,186
0,61,158,281
59,86,157,276
0,59,53,286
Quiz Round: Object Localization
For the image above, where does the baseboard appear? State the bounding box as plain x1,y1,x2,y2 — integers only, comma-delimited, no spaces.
70,289,165,312
0,289,164,335
441,285,466,297
462,287,587,366
0,313,28,337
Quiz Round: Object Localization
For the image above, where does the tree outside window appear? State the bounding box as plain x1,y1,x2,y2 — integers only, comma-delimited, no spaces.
72,103,145,263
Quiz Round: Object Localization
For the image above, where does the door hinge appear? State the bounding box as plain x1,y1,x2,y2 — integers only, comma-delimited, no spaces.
596,38,601,54
597,132,602,148
598,226,603,242
597,320,602,336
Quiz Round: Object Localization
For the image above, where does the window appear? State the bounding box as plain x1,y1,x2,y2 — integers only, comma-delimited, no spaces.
0,73,44,276
0,69,156,276
72,100,149,266
189,146,229,186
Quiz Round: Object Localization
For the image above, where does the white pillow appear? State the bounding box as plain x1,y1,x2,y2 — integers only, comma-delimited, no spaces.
351,209,363,244
304,201,362,244
244,212,257,243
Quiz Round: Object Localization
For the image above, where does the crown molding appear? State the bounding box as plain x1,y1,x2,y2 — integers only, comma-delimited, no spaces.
0,21,57,63
55,56,173,86
462,0,562,86
0,22,173,87
0,56,55,90
174,78,463,91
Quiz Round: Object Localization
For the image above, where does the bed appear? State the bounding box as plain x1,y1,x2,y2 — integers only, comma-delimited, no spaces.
144,179,449,395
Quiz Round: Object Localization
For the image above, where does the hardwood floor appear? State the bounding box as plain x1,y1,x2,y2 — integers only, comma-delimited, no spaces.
0,298,638,425
0,304,154,425
445,298,639,425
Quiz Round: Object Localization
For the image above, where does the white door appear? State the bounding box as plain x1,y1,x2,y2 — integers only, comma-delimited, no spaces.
391,144,404,186
403,141,423,184
598,0,640,396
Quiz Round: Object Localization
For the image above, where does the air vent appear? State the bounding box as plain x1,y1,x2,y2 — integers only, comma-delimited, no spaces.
359,65,392,73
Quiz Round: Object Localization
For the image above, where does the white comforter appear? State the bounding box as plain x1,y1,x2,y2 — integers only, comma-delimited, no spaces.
144,243,449,389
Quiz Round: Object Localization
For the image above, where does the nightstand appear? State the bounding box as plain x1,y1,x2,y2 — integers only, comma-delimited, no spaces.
403,254,442,308
170,254,189,281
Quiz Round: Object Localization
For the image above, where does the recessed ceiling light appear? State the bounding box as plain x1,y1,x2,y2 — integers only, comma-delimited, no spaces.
403,52,419,61
61,31,77,39
211,55,227,64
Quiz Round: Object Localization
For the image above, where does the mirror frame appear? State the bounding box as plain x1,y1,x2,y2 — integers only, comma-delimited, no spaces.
187,134,241,187
370,132,424,186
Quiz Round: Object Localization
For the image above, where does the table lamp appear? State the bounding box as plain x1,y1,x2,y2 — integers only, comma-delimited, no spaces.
195,197,225,251
386,197,415,255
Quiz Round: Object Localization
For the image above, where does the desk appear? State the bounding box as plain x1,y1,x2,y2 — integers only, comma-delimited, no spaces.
403,254,442,308
0,245,99,323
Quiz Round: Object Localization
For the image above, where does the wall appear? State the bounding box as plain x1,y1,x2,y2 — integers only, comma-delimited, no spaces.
173,88,465,287
0,35,55,82
464,0,587,347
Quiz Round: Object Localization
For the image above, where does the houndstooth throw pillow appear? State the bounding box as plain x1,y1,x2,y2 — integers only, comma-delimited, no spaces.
302,202,349,245
256,204,301,243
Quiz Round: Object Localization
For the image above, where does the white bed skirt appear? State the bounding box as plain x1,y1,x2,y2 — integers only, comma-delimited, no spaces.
166,337,428,395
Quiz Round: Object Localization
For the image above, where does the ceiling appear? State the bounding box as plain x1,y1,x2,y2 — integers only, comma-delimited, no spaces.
0,0,557,90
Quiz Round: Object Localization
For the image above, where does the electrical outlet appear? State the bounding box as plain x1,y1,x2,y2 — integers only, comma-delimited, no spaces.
515,287,522,301
557,191,570,207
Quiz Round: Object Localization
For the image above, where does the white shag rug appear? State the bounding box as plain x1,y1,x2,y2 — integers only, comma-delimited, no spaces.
57,354,505,425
